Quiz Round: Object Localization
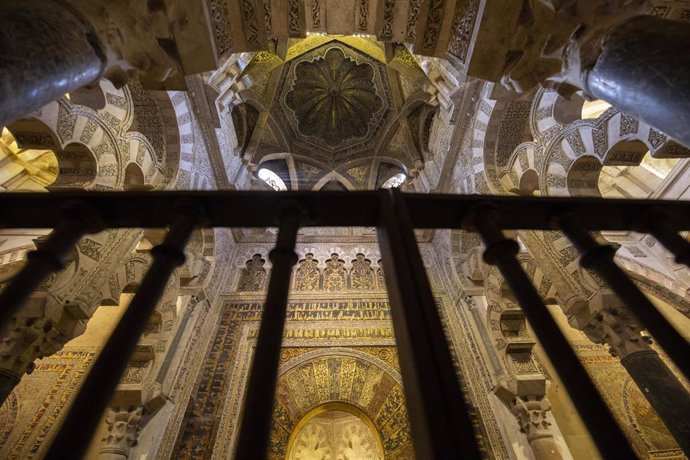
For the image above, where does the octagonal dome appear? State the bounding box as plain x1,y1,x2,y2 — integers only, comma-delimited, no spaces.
285,47,384,148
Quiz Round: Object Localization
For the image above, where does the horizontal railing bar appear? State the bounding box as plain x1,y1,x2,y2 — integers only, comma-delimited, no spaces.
1,191,690,230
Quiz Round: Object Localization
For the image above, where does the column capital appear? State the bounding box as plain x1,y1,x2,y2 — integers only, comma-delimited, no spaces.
465,0,649,94
512,395,553,441
0,316,67,377
65,0,219,88
100,406,144,458
580,306,652,359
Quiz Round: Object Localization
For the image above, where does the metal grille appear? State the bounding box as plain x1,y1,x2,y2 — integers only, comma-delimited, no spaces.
0,189,688,459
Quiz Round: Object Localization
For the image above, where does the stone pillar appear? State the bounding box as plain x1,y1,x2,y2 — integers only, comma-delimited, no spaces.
463,0,690,146
99,406,143,460
467,297,505,378
581,306,690,453
0,0,105,128
622,350,690,453
512,396,563,460
1,0,220,127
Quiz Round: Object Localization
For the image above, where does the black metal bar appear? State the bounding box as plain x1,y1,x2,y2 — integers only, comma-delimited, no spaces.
235,205,304,460
643,217,690,267
44,203,201,460
0,201,102,332
472,205,637,459
1,191,690,231
557,214,690,381
377,189,482,459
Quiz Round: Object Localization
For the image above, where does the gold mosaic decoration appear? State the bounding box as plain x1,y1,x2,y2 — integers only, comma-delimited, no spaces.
0,348,95,458
271,353,413,458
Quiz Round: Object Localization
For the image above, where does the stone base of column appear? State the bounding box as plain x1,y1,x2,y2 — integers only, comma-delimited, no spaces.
0,368,20,404
621,350,690,455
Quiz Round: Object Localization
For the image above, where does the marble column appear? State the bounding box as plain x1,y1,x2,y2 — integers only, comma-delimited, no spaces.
583,307,690,454
467,297,505,378
0,0,105,128
580,15,690,147
466,0,690,146
621,350,690,454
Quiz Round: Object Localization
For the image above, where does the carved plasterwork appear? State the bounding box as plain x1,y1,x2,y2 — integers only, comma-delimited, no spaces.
577,305,653,359
511,396,553,441
468,0,649,94
295,254,321,291
100,406,144,458
286,409,382,460
218,36,437,190
285,48,384,148
276,41,394,163
171,294,410,459
447,0,479,63
237,254,268,291
350,254,376,290
323,254,347,291
273,351,411,457
65,0,207,87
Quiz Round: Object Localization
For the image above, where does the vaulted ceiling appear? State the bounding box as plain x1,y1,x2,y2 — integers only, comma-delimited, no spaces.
225,36,439,191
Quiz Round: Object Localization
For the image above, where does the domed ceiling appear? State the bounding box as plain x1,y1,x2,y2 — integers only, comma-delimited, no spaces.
222,36,438,191
280,44,389,157
285,47,384,149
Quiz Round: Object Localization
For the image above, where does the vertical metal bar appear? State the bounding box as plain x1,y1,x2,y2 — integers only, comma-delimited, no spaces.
377,189,482,460
558,214,690,380
45,204,200,460
235,205,304,460
0,201,101,332
473,205,637,459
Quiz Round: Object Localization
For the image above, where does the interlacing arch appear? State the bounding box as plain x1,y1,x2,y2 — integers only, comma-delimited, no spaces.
0,77,188,326
5,79,181,191
0,79,192,416
537,98,690,198
479,86,690,318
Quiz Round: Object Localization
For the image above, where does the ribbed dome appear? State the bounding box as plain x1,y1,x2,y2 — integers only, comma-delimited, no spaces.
285,47,383,147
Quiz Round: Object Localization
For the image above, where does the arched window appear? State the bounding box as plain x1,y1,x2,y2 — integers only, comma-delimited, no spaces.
258,168,287,191
381,173,406,189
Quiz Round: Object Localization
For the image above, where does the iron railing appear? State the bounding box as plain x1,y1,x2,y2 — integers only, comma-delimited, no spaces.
0,189,689,459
